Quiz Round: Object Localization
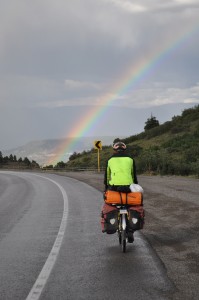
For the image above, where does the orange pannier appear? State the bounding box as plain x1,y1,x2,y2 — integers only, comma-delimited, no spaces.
104,190,143,205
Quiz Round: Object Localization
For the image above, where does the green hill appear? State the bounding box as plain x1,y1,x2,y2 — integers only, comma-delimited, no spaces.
52,105,199,177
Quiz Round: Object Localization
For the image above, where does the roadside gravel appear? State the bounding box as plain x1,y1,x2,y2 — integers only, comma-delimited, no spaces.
52,171,199,300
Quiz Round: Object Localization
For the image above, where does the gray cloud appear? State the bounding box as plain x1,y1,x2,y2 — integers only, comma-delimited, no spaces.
0,0,199,148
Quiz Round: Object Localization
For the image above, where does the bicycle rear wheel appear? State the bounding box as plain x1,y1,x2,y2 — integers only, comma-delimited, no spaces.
118,231,122,245
121,230,126,253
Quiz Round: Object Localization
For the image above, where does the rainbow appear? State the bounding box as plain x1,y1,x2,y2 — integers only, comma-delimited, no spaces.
47,24,199,166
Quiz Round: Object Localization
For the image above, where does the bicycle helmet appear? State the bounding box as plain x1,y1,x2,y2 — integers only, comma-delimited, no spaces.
113,141,127,152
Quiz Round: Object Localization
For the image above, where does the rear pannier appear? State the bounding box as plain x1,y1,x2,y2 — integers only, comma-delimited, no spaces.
101,203,119,234
104,190,143,205
127,206,145,231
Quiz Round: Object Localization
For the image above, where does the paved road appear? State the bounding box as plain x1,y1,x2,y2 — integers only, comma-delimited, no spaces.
61,171,199,300
0,172,174,299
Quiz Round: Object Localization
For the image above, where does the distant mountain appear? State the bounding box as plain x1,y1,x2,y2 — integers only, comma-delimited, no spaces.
3,136,124,166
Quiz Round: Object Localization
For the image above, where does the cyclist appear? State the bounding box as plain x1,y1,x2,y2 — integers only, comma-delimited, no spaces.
104,141,138,189
103,141,138,242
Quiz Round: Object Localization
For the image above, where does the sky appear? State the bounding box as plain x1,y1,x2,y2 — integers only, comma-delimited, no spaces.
0,0,199,150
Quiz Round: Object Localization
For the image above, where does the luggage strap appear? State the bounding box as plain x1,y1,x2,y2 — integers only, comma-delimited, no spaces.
119,192,123,205
119,192,128,205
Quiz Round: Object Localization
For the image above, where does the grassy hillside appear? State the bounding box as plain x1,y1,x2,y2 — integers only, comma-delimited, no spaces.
51,105,199,177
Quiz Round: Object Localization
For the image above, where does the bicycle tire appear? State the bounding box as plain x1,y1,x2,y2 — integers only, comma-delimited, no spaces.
122,239,126,253
121,230,126,253
118,232,122,245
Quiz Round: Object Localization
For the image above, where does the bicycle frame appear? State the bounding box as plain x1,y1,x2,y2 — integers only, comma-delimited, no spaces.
120,208,128,230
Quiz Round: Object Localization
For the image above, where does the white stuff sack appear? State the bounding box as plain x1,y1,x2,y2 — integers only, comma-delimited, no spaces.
130,183,144,194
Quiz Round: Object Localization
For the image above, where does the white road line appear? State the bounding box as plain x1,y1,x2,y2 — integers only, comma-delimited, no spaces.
26,175,69,300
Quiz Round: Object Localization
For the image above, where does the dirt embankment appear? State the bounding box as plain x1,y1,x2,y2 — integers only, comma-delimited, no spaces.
54,171,199,300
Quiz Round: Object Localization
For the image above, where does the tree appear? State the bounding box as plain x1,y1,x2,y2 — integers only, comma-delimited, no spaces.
3,156,9,163
9,154,14,162
55,161,65,168
0,151,3,163
24,157,31,166
69,152,81,161
144,114,160,131
31,160,40,168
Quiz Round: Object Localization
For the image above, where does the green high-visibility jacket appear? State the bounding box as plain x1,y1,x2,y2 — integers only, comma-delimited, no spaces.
104,152,138,187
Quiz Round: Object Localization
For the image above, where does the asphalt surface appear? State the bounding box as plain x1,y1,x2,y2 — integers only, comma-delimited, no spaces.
0,172,63,299
0,171,175,300
61,171,199,300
